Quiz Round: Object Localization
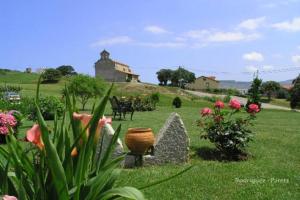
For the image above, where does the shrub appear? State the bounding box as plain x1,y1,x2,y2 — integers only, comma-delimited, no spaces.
199,99,259,159
150,92,160,108
0,85,22,93
247,75,262,109
172,97,182,108
28,96,64,120
41,68,62,83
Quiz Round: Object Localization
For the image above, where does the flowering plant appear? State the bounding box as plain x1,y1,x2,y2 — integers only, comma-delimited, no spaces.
198,99,260,158
0,111,19,144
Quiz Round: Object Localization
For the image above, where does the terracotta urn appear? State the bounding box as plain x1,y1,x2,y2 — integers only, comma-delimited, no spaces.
125,128,155,155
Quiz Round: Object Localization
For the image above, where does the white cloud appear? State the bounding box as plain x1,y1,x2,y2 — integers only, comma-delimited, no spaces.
138,42,185,48
272,17,300,32
207,32,260,42
184,29,261,43
90,36,133,47
245,65,259,73
243,52,264,62
292,55,300,64
262,65,274,71
144,25,169,34
184,30,210,39
238,17,266,30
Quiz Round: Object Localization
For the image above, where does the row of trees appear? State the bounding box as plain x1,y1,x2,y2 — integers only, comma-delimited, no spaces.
42,65,77,83
247,74,300,109
156,67,196,88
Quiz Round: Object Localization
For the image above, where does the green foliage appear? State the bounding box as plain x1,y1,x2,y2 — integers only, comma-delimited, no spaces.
150,92,160,108
261,81,281,101
156,67,195,87
27,96,64,120
276,88,289,99
42,68,62,83
172,97,182,108
56,65,77,76
290,74,300,109
67,74,107,110
0,85,22,93
247,76,262,108
156,69,173,86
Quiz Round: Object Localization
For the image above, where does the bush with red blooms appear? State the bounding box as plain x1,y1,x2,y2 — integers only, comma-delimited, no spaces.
198,99,260,158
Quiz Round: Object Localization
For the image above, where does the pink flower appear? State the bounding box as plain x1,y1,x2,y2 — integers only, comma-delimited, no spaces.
6,114,17,127
3,195,18,200
229,99,241,110
214,100,224,109
26,124,44,150
248,104,260,113
0,113,7,125
201,108,212,117
73,112,112,143
0,126,9,135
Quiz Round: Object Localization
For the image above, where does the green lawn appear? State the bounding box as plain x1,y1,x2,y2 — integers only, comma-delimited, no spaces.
14,99,300,200
111,107,300,200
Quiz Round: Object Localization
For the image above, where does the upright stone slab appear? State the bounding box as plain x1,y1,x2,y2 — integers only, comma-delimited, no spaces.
144,112,189,165
95,124,124,163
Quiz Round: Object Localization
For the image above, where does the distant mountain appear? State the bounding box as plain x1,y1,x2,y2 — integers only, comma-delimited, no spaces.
219,79,294,89
219,80,251,89
279,79,293,85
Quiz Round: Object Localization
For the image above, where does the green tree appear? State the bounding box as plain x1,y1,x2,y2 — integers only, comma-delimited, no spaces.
67,74,107,110
247,75,262,108
156,69,173,85
261,81,281,101
171,67,195,88
56,65,77,76
42,68,62,83
290,74,300,109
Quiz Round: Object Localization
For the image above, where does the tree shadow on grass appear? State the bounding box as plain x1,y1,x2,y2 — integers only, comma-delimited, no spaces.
191,146,250,162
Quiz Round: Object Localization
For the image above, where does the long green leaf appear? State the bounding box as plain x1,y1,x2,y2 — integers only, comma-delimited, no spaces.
98,187,145,200
35,102,69,199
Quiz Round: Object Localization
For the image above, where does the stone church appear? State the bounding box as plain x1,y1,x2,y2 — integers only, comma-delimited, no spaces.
94,50,140,82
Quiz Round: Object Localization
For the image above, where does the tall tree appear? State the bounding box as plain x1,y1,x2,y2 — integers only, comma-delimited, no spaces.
156,69,172,85
67,74,106,110
247,75,262,108
56,65,76,76
171,67,196,88
290,74,300,109
261,81,280,101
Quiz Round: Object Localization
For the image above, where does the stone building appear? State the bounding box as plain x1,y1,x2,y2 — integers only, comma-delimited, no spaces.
94,50,140,82
186,76,219,90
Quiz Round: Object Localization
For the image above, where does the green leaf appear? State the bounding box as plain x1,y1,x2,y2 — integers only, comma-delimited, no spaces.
35,101,69,199
98,187,145,200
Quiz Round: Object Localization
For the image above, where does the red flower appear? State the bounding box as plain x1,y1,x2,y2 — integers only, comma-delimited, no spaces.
214,100,224,109
26,124,44,150
201,108,212,117
248,104,260,113
229,99,241,110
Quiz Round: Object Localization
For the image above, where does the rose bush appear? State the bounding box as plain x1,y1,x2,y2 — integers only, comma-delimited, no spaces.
198,99,260,159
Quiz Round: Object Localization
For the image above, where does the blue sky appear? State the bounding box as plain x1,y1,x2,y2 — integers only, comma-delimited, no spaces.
1,0,300,83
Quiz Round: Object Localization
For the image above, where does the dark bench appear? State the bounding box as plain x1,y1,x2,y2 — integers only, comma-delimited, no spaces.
109,96,134,120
